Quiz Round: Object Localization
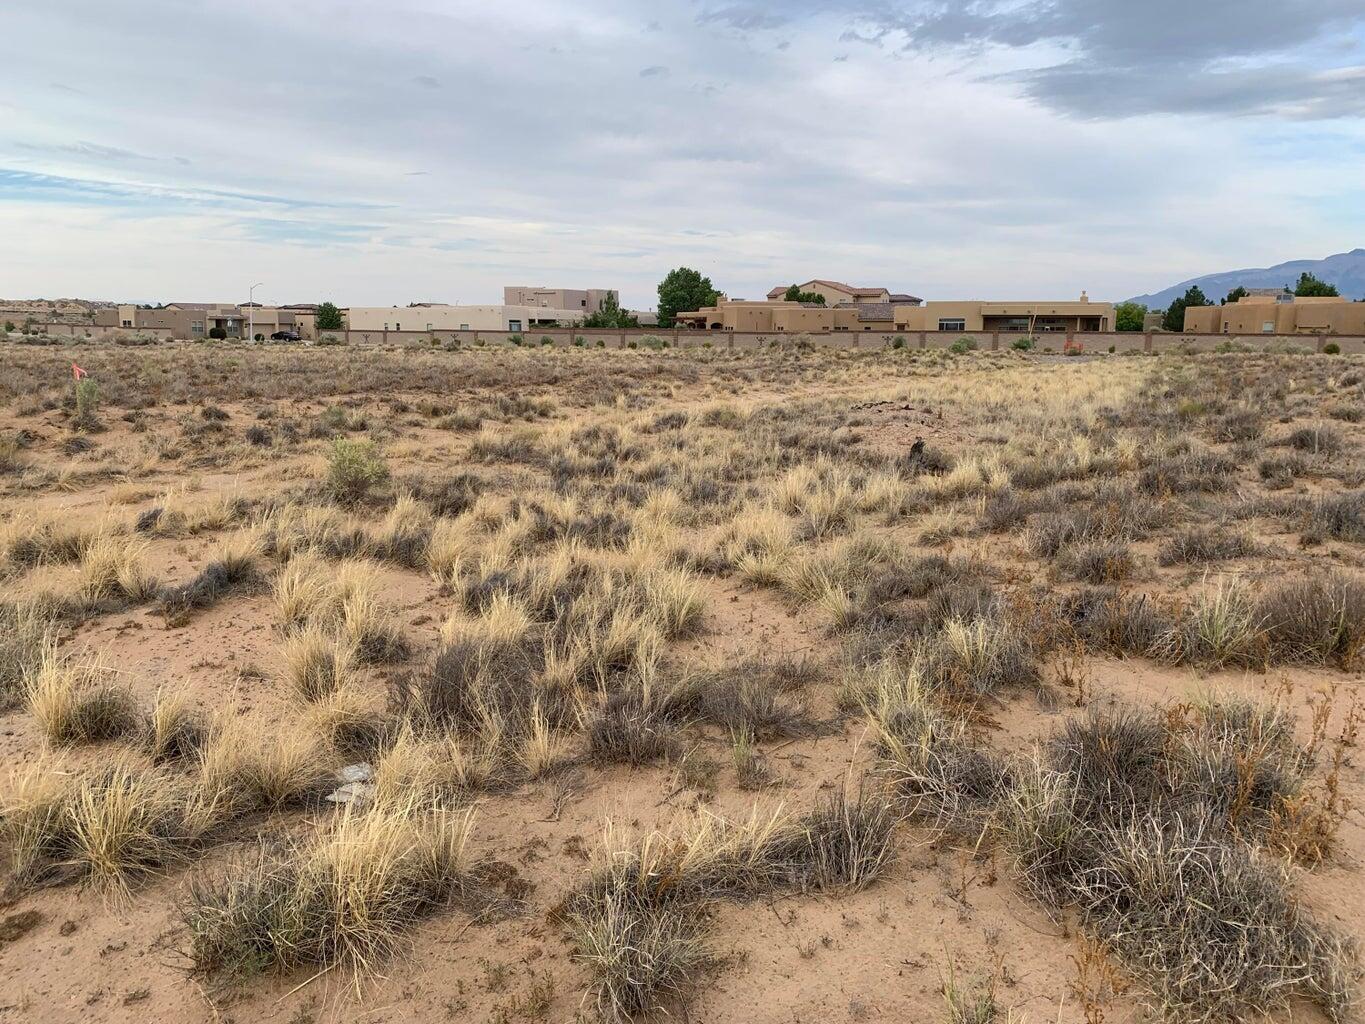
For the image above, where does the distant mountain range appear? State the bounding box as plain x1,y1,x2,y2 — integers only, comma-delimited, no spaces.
1128,249,1365,310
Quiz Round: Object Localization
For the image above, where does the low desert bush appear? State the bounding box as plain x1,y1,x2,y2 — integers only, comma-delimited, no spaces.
1259,572,1365,666
77,536,159,604
183,804,478,983
24,649,142,745
156,529,263,625
0,601,50,709
1060,541,1135,583
1156,526,1257,566
327,437,389,503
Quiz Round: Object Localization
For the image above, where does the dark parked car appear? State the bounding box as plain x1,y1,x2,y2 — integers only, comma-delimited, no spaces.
270,330,301,341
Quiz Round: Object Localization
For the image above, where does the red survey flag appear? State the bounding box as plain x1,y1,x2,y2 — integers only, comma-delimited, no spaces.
72,363,87,380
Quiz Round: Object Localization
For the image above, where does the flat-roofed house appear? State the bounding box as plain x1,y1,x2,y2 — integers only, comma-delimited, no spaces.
893,294,1114,333
1184,294,1365,335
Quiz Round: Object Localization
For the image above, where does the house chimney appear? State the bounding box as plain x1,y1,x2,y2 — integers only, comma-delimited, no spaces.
1079,290,1089,303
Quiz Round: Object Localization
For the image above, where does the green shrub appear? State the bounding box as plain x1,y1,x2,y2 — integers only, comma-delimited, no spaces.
1323,342,1341,355
627,340,638,349
540,335,554,346
316,334,344,346
74,379,101,431
891,336,906,350
1108,344,1116,353
595,340,605,348
949,337,978,355
574,336,586,347
638,335,668,350
1011,337,1034,351
208,327,227,340
327,438,389,503
508,333,523,347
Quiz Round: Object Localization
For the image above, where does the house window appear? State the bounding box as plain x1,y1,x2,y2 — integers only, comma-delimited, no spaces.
938,318,966,332
191,321,204,334
1262,322,1274,333
121,320,132,328
581,299,587,306
426,323,433,331
459,324,469,330
508,319,522,332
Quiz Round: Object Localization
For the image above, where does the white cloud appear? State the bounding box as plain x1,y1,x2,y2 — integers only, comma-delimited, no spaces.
0,0,1362,306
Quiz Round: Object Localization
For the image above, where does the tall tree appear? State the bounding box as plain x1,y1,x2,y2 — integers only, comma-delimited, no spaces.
1222,286,1249,305
657,268,721,328
316,301,344,330
1162,285,1209,332
1293,272,1339,297
579,292,638,329
1115,301,1147,331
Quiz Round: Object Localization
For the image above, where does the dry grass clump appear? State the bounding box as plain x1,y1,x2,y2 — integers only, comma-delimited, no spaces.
1286,424,1345,455
183,803,478,984
1151,578,1265,668
1259,572,1365,666
156,528,264,625
24,649,142,745
866,665,1008,830
145,689,207,764
77,535,159,604
0,758,189,895
260,502,370,562
369,494,435,567
195,718,337,817
135,488,253,539
1059,541,1135,583
0,512,111,574
1303,490,1365,544
565,790,895,1021
1157,526,1257,566
0,600,51,709
1065,587,1170,657
274,555,408,662
989,699,1357,1023
282,625,359,702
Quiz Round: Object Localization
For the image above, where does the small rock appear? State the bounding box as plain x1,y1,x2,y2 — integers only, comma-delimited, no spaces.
326,781,375,805
337,763,373,785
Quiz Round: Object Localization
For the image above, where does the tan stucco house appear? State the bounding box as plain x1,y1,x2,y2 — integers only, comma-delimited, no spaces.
1184,294,1365,335
893,295,1114,333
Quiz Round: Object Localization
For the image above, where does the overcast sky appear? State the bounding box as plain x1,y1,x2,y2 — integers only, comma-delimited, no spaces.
2,0,1363,307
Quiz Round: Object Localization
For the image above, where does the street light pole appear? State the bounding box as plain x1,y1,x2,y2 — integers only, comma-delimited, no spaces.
248,282,264,342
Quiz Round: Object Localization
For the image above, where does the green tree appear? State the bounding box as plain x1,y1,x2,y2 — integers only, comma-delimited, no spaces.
1162,285,1209,332
783,284,826,305
579,292,638,329
657,268,721,328
1293,272,1339,297
1115,301,1147,331
1222,286,1249,305
315,301,344,331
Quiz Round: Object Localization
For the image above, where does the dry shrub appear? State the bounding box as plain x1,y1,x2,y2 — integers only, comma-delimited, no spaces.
565,789,895,1021
1156,526,1257,566
0,601,51,709
282,625,359,702
156,529,264,625
78,535,159,604
25,649,142,745
145,689,207,764
1152,578,1265,668
194,718,336,819
183,803,477,983
1259,572,1365,667
1060,541,1135,583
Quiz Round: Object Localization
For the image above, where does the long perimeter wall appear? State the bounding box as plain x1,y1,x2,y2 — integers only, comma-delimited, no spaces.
15,322,1365,354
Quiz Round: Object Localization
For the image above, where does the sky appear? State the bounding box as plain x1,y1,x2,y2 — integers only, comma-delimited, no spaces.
1,0,1363,308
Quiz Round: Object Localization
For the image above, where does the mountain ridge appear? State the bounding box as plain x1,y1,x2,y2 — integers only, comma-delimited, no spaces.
1128,249,1365,309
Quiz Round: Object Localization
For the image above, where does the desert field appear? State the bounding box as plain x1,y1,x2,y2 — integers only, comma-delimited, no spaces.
0,340,1362,1024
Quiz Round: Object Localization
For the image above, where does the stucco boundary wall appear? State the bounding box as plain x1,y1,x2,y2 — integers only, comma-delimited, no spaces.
326,327,1365,354
18,322,1365,354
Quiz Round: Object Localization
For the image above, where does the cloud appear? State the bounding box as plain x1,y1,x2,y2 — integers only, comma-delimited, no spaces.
0,0,1361,308
888,0,1365,119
